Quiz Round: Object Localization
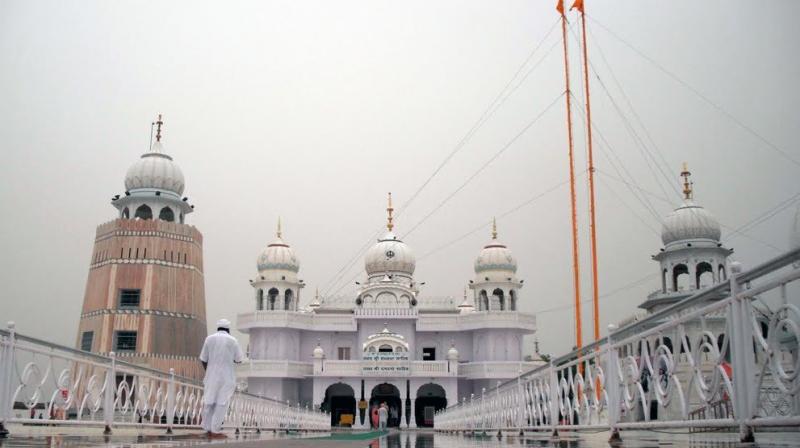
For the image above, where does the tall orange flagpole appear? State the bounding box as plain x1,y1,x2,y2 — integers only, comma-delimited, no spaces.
572,0,600,342
558,0,583,351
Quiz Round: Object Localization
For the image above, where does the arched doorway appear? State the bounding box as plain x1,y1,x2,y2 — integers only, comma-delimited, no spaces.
370,383,401,428
321,383,356,427
415,383,446,428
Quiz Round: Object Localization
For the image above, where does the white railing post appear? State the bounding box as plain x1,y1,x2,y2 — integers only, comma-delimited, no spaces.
728,262,756,443
548,362,559,438
517,368,524,435
165,368,176,434
103,352,116,435
606,324,622,443
0,321,16,438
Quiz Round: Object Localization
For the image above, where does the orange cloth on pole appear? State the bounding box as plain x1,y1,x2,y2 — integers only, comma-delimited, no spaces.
556,0,565,15
571,0,584,12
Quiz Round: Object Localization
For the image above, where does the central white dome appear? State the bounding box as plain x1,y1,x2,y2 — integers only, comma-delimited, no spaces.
364,232,415,276
124,141,185,195
661,200,721,246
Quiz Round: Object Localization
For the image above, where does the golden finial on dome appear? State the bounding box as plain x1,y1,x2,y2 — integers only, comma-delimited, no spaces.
386,192,394,232
155,113,163,143
680,162,693,200
491,217,498,240
277,217,282,238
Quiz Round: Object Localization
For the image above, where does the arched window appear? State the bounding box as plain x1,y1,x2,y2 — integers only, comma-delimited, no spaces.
509,290,517,311
122,207,130,219
378,344,393,353
267,288,279,310
257,289,264,310
718,264,727,281
179,213,184,224
492,288,505,311
284,289,294,311
672,264,690,291
479,290,489,311
696,262,714,289
134,204,152,220
159,207,175,222
662,268,668,293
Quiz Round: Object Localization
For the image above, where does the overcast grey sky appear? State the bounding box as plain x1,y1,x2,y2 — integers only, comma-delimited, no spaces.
1,0,798,357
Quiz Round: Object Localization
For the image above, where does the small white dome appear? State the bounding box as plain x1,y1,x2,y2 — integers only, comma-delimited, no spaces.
661,200,721,246
257,237,300,273
124,142,185,195
312,343,324,358
447,345,459,360
365,232,415,276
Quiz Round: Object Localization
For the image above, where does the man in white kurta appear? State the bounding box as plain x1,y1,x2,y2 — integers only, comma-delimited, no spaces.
199,319,244,436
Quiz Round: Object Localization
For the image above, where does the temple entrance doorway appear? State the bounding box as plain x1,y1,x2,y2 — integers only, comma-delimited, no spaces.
415,383,447,428
321,382,356,427
370,383,402,428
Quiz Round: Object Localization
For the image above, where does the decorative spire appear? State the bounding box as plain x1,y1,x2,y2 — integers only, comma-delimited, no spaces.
386,192,394,232
491,217,498,240
680,162,693,200
155,114,164,143
277,217,282,239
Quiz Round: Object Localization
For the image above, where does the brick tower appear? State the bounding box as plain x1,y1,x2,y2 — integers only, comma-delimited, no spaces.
75,115,207,379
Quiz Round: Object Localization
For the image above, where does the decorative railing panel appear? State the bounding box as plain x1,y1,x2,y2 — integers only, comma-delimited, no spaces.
435,248,800,443
0,328,329,435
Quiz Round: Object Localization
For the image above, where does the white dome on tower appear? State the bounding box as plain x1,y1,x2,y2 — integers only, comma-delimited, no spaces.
661,164,721,247
474,219,517,274
364,193,415,277
124,141,185,195
365,232,415,276
257,219,300,273
661,200,721,246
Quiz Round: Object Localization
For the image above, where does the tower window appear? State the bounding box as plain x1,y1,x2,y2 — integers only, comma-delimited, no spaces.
134,205,152,220
119,289,141,308
337,347,351,360
114,331,137,352
81,331,94,352
158,207,175,222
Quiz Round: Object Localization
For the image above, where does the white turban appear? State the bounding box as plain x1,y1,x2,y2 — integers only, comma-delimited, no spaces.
216,318,231,329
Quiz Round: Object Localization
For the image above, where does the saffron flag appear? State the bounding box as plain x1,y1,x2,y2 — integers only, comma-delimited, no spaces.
556,0,564,15
571,0,584,12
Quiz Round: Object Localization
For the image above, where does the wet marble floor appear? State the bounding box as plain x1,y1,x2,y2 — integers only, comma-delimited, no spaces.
2,428,799,448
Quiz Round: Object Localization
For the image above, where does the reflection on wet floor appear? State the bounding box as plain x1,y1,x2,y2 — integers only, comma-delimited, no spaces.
2,429,800,447
370,431,800,448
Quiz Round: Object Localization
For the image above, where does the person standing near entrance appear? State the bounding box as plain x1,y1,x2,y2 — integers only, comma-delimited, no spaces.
378,402,388,430
199,318,244,437
370,405,379,429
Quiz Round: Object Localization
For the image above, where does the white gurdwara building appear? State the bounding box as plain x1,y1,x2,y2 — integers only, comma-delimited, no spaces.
236,196,538,428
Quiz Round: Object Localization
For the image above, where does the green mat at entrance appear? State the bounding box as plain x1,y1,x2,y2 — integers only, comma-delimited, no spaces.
310,430,389,440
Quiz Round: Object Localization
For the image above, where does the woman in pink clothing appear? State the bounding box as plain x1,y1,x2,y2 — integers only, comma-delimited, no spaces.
370,405,379,429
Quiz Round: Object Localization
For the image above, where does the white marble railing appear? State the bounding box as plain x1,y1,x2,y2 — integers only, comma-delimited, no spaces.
0,326,330,435
238,311,356,332
435,248,800,443
354,308,418,318
236,360,313,379
417,311,536,332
